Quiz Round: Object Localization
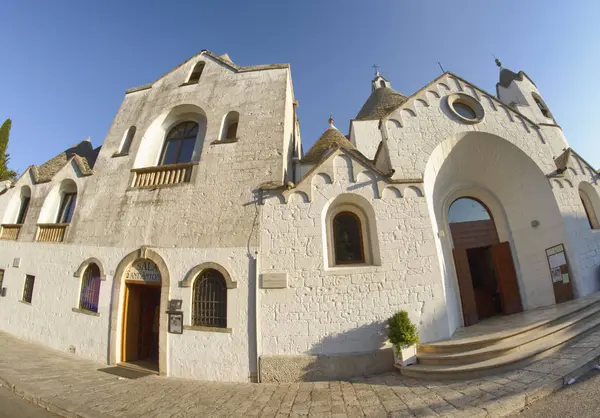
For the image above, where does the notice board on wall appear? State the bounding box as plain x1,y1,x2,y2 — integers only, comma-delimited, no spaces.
545,243,574,303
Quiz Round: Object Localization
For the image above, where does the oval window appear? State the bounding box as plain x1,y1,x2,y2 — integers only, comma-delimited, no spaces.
452,102,477,120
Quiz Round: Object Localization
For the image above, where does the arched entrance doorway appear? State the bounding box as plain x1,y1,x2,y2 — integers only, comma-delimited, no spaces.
448,197,522,326
121,259,162,371
109,247,170,375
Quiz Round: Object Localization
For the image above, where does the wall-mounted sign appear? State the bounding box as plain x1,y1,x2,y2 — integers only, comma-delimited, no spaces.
125,260,161,283
260,273,287,289
168,312,183,334
546,244,569,284
168,299,182,311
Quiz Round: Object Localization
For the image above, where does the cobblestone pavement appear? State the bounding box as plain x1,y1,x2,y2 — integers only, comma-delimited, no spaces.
2,331,600,418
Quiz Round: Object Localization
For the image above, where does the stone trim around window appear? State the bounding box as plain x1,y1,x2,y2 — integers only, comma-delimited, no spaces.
72,307,100,317
180,262,237,289
73,257,107,281
183,325,232,333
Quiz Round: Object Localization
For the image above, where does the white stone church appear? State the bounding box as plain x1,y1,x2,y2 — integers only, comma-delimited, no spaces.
1,50,600,383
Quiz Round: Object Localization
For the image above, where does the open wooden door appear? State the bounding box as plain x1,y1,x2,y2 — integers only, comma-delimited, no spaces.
123,283,141,362
453,248,479,326
492,242,523,315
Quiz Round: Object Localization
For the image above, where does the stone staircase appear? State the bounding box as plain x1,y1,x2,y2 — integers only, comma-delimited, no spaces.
400,294,600,380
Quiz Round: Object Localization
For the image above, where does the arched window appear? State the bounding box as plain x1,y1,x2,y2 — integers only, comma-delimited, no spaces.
332,211,365,265
192,269,227,328
532,93,550,118
79,263,101,313
57,192,77,223
56,181,77,224
118,126,136,155
160,121,198,165
187,62,205,84
220,111,239,141
579,188,600,230
379,80,386,88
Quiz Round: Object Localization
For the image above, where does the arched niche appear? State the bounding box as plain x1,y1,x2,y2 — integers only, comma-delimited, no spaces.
2,185,31,224
133,104,207,168
38,179,77,224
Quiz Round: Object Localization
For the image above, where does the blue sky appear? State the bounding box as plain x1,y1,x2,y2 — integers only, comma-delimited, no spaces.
1,1,599,173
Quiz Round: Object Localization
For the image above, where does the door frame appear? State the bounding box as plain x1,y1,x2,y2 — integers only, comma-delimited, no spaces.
109,247,171,376
439,186,526,327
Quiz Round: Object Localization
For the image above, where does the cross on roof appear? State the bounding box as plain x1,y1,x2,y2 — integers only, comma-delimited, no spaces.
372,64,379,75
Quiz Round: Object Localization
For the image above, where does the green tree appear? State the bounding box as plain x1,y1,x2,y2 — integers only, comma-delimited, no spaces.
0,118,17,181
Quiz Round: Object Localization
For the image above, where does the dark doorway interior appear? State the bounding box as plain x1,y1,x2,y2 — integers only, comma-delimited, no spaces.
123,283,160,371
466,246,501,319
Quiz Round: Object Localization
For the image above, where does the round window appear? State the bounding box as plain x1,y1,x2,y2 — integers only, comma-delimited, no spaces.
447,93,484,124
452,102,477,120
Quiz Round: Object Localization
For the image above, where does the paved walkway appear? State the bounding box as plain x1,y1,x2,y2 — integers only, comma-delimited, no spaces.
2,332,600,417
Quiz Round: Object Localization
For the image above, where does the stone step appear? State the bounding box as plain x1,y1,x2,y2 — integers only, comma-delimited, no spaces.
399,310,600,380
417,301,600,366
418,297,600,355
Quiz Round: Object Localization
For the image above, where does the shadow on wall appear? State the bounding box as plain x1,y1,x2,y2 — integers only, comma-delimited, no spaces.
300,320,393,381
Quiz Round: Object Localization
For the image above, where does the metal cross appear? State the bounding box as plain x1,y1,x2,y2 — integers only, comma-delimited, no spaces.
372,64,379,75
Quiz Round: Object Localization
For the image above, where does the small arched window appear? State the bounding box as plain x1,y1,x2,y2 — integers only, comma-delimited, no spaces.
192,269,227,328
57,182,77,224
579,187,600,230
79,263,101,313
220,111,239,141
379,80,386,88
160,121,198,165
16,186,31,224
532,93,551,118
187,62,205,84
119,126,136,155
332,211,365,265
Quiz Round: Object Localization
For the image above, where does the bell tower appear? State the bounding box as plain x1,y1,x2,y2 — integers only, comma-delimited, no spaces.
495,58,568,156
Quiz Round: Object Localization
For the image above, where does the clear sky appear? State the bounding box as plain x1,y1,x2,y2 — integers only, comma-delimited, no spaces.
1,1,599,174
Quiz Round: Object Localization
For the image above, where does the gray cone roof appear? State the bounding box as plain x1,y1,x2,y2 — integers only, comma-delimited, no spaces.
355,87,407,120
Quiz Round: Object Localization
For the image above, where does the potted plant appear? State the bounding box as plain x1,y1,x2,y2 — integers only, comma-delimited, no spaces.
388,310,419,367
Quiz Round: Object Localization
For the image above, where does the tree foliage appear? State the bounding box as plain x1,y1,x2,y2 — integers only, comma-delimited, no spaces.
0,118,17,181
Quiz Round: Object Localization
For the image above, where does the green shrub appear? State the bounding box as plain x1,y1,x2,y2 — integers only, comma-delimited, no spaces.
388,311,419,349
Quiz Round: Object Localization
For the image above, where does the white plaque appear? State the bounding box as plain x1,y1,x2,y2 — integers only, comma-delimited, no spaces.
125,260,161,283
261,273,287,289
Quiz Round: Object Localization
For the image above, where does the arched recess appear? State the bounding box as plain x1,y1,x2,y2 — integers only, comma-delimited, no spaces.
180,262,237,289
424,132,570,336
133,104,207,169
117,126,136,155
2,185,31,224
73,257,107,280
109,247,170,376
38,179,77,224
579,182,600,230
322,193,381,268
219,111,239,141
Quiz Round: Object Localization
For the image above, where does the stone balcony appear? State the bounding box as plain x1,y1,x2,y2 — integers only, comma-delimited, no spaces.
0,224,22,241
35,224,69,243
131,162,195,189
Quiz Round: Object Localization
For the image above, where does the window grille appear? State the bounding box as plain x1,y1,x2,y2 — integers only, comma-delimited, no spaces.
79,264,101,313
192,269,227,328
23,275,35,303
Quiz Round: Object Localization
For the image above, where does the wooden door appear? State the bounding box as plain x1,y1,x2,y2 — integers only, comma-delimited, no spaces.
492,242,523,315
453,248,478,326
553,264,574,303
123,283,141,362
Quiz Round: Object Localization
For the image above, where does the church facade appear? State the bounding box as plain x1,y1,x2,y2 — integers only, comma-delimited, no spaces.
1,50,599,382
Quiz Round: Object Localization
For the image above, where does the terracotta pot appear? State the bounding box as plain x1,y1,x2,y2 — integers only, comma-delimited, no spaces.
393,344,417,367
